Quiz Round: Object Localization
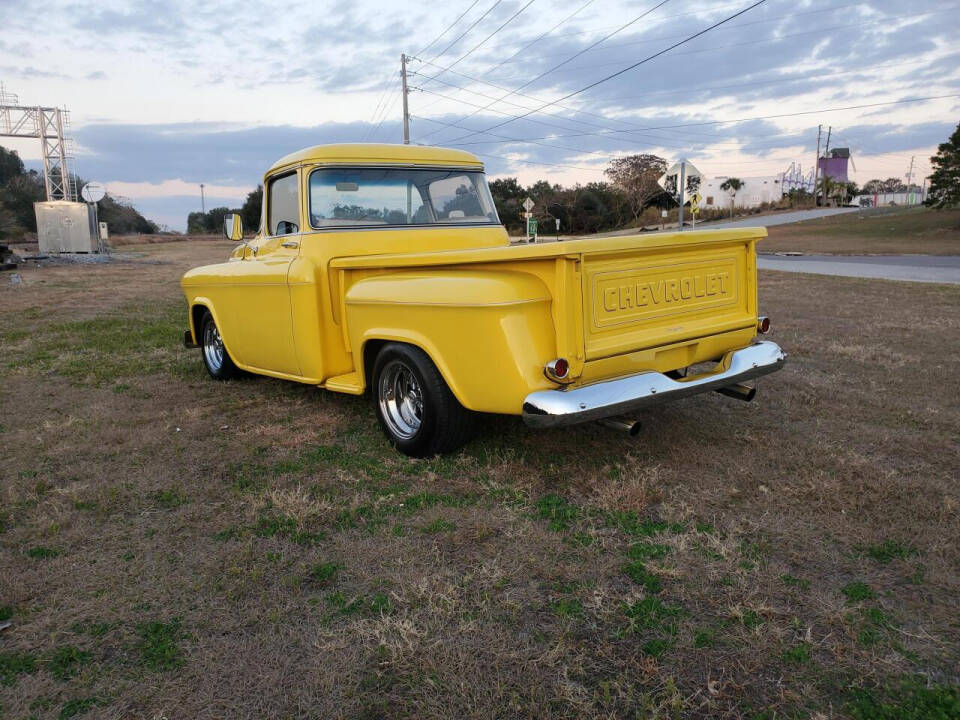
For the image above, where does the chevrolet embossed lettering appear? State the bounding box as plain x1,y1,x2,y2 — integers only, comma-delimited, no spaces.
591,257,739,329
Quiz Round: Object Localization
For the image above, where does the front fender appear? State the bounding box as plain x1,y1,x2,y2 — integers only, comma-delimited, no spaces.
344,270,558,414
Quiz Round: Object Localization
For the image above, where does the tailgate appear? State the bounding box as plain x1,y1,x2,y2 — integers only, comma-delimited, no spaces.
580,232,759,360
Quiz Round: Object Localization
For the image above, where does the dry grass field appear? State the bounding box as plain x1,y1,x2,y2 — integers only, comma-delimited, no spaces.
1,241,959,719
763,207,960,256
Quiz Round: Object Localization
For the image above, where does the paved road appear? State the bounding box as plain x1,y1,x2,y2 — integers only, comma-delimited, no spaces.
758,254,960,284
701,207,859,229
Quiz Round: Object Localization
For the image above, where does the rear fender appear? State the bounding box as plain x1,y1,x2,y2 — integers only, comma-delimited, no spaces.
345,270,558,414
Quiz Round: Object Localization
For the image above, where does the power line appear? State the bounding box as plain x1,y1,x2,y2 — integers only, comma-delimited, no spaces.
446,0,769,143
415,0,599,135
490,1,897,70
411,84,814,152
443,94,960,147
418,0,537,87
369,75,404,141
407,12,954,144
489,10,951,84
415,0,482,57
416,0,674,140
409,55,946,146
427,0,504,62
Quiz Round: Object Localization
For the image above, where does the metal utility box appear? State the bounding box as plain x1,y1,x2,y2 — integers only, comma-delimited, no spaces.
35,201,99,253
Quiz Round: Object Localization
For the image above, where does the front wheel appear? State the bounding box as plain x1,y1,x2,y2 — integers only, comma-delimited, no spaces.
372,343,473,457
199,309,240,380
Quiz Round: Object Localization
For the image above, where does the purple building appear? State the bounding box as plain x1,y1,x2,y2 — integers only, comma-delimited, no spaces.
818,148,850,183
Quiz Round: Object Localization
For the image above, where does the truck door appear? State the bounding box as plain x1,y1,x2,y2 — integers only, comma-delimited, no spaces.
233,170,301,376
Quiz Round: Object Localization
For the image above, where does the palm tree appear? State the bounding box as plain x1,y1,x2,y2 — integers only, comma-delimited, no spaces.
817,176,838,207
719,177,743,217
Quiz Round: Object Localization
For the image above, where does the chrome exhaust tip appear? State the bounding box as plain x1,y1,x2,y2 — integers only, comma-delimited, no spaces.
597,417,642,436
716,383,756,402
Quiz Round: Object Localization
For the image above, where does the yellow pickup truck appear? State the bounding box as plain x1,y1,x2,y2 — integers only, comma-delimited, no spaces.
181,144,785,456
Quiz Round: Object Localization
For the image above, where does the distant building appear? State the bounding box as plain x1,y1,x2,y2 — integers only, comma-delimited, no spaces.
701,175,784,210
853,190,927,207
818,148,850,183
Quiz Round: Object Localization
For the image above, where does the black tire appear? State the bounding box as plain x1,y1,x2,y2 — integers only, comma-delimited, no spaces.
198,309,240,380
372,342,473,457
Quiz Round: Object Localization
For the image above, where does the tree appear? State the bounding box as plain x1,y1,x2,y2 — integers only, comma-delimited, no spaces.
719,177,743,217
241,185,263,231
604,154,667,223
861,179,884,194
926,121,960,209
816,176,838,206
0,146,26,186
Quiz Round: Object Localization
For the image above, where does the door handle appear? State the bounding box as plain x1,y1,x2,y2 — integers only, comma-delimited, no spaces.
281,241,299,249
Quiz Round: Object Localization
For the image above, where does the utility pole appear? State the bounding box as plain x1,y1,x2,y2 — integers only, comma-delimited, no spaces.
200,183,205,214
905,156,915,204
812,124,822,207
678,161,685,231
400,54,410,145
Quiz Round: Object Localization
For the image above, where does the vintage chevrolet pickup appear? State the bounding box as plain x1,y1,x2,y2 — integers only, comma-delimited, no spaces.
181,144,785,456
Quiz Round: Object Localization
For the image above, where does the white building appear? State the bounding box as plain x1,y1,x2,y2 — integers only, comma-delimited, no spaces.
700,175,784,210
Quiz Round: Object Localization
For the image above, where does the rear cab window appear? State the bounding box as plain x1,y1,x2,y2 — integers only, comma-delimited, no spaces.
308,167,499,228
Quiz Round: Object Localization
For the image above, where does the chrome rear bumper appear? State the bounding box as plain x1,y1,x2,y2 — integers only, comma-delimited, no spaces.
521,341,786,428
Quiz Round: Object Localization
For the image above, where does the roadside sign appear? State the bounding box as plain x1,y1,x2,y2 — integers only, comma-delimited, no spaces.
690,192,702,214
81,181,106,203
522,197,534,212
527,216,538,243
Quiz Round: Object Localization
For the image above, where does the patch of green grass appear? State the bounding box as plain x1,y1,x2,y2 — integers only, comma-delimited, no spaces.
842,582,876,603
695,522,715,533
0,651,39,685
622,596,684,634
253,511,325,546
369,593,393,614
26,546,60,559
626,542,671,561
70,620,113,639
564,531,594,547
152,488,186,509
213,526,242,542
49,646,92,681
533,494,579,532
58,697,99,719
420,518,455,534
642,638,673,657
622,560,662,593
780,573,811,590
741,610,764,629
0,606,11,622
551,598,584,618
862,540,919,565
134,619,185,671
72,500,98,511
846,677,960,720
607,512,684,537
693,628,716,648
308,562,340,584
782,644,811,664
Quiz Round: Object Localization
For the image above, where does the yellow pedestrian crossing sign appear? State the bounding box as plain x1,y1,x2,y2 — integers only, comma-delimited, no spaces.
690,192,702,214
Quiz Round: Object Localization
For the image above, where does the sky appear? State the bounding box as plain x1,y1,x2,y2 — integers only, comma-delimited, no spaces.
1,0,958,231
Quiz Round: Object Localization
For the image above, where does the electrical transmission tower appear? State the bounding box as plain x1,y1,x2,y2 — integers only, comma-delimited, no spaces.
0,82,77,201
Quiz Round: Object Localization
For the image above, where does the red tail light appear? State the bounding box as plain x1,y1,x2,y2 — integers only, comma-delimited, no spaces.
545,358,569,381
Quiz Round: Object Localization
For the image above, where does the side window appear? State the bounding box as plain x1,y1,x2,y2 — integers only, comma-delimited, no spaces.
268,172,299,235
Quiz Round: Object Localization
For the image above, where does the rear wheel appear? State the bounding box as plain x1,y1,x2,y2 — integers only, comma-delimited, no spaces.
372,343,472,457
199,310,239,380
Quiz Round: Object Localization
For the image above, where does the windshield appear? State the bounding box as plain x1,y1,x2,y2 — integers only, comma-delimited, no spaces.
308,167,500,228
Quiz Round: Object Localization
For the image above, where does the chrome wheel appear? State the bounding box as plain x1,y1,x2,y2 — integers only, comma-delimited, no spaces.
378,359,423,440
203,320,225,373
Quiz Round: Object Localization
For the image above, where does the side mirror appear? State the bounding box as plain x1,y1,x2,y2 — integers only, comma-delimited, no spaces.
223,213,244,242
